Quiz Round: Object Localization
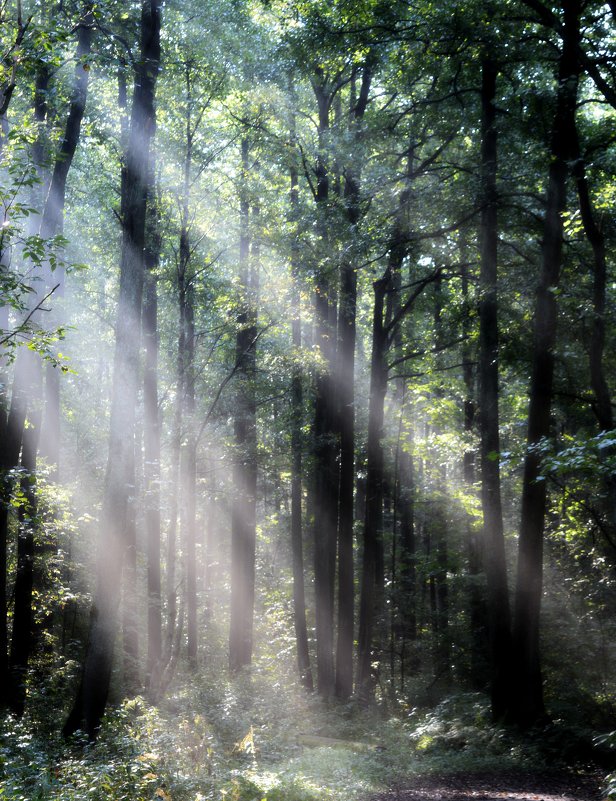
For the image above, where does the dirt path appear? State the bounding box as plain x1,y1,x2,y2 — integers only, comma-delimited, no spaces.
371,769,605,801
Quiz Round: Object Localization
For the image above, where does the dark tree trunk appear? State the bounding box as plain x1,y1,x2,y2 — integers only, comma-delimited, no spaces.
357,270,389,699
8,352,42,715
39,4,94,477
64,0,161,740
311,70,338,698
182,279,197,666
229,138,258,672
289,117,313,690
178,65,197,667
0,342,28,709
0,307,8,708
335,62,371,700
0,55,51,714
478,57,513,720
461,245,489,692
431,276,450,684
512,0,580,728
571,130,616,531
144,174,162,688
387,150,416,690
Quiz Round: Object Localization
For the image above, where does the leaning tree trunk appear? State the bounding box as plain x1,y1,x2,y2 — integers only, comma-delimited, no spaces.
511,0,580,728
63,0,161,740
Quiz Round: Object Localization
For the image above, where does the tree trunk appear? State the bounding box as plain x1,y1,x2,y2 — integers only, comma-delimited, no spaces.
571,129,616,532
229,138,258,672
311,70,338,697
478,56,512,720
357,270,389,699
8,351,42,715
0,54,51,714
178,64,198,667
335,62,371,699
63,0,161,740
512,0,580,728
461,244,489,692
144,171,162,688
289,118,313,690
39,3,94,477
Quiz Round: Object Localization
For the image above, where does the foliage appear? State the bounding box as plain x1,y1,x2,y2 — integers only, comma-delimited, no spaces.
1,684,596,801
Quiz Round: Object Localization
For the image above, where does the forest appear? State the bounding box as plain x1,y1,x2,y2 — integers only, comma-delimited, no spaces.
1,0,616,799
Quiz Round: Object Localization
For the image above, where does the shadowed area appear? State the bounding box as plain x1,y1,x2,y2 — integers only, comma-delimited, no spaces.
373,771,604,801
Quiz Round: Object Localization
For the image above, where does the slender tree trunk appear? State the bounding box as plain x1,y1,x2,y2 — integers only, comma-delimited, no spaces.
182,277,197,665
39,3,94,477
289,121,313,689
432,276,450,684
64,0,161,740
335,62,371,699
462,246,488,691
178,65,198,667
144,194,162,686
0,53,50,714
229,138,258,672
357,269,389,699
311,71,338,697
512,0,580,728
571,130,616,531
478,57,512,720
8,351,42,715
0,306,8,708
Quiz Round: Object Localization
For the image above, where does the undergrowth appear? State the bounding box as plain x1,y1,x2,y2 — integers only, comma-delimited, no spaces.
1,667,611,801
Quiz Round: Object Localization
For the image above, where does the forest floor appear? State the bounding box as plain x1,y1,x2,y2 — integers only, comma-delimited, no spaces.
371,769,604,801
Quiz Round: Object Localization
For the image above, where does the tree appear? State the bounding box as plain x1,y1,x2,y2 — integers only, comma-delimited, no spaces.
64,0,161,739
512,0,582,728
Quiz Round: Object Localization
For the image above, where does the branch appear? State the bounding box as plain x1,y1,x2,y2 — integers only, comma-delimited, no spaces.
0,284,60,347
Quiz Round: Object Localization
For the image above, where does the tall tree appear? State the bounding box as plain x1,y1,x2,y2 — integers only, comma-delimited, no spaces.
39,2,95,477
288,88,313,690
229,137,258,672
64,0,161,739
311,66,339,698
512,0,581,727
335,60,372,699
477,55,512,721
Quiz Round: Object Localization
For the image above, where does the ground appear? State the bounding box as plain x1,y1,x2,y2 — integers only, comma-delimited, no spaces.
372,770,604,801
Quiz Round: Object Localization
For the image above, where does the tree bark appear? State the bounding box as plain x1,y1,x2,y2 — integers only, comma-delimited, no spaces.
571,128,616,532
64,0,161,739
335,62,371,700
478,56,512,720
8,354,42,715
289,110,313,689
512,0,580,728
311,69,338,697
39,3,94,477
144,170,162,688
229,138,258,672
357,269,389,699
178,62,198,667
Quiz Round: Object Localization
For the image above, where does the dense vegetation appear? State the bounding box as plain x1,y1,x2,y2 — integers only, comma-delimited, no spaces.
1,0,616,798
